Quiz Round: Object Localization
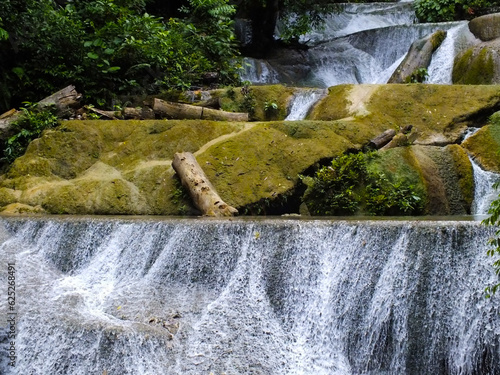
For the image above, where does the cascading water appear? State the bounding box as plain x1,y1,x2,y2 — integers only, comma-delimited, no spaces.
426,22,480,84
285,89,327,120
471,157,500,215
1,217,499,375
241,2,471,86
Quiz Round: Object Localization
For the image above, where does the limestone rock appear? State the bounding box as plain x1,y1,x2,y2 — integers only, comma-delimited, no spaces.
469,13,500,41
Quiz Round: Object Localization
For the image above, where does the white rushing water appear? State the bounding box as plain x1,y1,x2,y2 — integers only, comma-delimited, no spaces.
426,22,480,84
242,1,468,87
285,89,327,120
471,157,500,215
1,217,499,375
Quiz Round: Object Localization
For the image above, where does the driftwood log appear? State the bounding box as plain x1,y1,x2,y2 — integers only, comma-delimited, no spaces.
172,152,238,217
153,98,248,121
368,129,397,150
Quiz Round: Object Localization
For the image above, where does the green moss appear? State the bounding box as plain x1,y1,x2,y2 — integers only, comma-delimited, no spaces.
368,147,426,199
308,85,352,121
309,84,500,145
0,203,46,215
453,47,495,84
446,144,474,209
197,121,356,208
430,30,446,50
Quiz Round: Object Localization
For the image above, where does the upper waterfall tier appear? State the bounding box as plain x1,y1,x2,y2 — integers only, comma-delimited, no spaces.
241,2,479,86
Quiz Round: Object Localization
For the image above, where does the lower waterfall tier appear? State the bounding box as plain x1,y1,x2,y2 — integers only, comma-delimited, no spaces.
0,217,498,374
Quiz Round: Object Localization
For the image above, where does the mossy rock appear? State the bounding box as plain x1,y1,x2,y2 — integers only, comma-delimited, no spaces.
410,145,473,215
0,84,496,216
369,145,473,215
463,122,500,172
0,203,46,215
0,187,19,207
195,120,391,209
310,84,500,145
0,120,244,215
218,85,295,121
452,43,499,84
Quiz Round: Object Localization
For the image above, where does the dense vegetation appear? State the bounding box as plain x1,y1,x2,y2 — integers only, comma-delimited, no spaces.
414,0,500,22
0,0,240,111
301,152,423,216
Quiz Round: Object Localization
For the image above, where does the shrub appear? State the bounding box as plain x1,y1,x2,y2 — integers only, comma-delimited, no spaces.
301,152,423,216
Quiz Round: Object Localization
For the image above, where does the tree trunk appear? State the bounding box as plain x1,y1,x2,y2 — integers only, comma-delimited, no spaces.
172,152,238,217
153,98,248,121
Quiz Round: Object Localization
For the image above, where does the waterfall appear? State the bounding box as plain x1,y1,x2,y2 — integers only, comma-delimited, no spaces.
285,89,327,120
471,157,500,215
426,22,480,84
298,2,417,44
239,58,280,84
1,217,499,375
241,2,470,87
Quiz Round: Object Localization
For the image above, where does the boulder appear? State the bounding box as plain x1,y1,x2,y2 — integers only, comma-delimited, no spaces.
388,30,446,83
462,122,500,172
468,13,500,41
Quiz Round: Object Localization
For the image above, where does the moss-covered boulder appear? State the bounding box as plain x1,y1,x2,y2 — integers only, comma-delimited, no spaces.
462,121,500,172
368,145,473,215
452,41,500,84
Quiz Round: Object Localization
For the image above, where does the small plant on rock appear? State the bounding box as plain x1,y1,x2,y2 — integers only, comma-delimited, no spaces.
2,102,58,163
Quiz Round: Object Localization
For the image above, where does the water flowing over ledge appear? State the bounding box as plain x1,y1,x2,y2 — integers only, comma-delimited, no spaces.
0,216,499,374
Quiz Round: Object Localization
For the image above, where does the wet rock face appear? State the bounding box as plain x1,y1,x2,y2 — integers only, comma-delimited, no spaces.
469,13,500,41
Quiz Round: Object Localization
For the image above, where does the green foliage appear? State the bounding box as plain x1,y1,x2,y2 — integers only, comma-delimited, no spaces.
2,102,59,163
481,110,500,298
301,152,423,216
406,68,429,83
239,85,256,116
0,0,241,111
414,0,494,22
482,185,500,297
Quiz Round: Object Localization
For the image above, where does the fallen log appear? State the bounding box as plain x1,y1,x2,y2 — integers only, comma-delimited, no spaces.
1,85,81,141
172,152,238,217
153,98,248,121
368,129,397,150
38,85,82,117
123,107,155,120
